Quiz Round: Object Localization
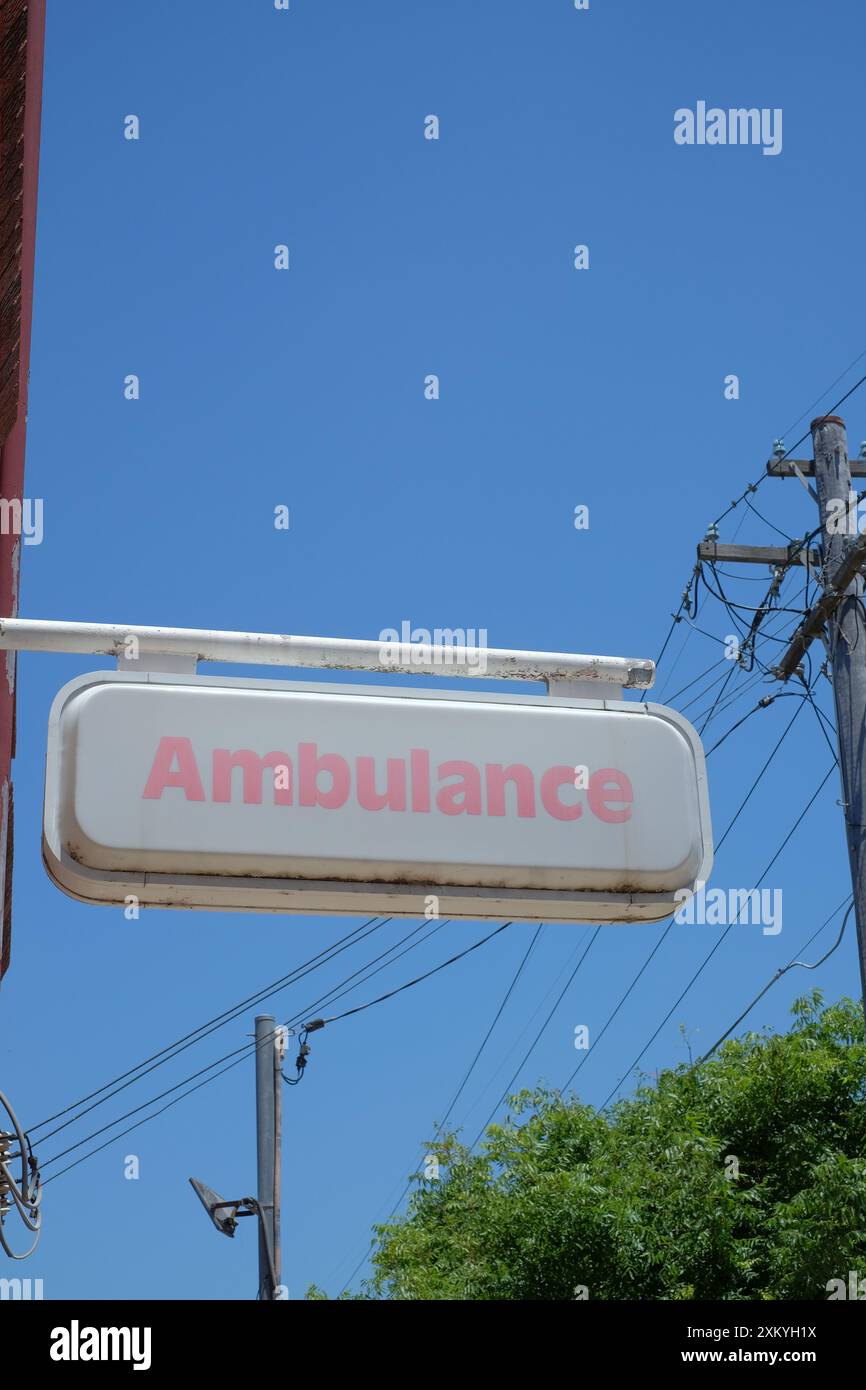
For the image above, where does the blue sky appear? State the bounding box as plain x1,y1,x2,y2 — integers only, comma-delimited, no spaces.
3,0,866,1299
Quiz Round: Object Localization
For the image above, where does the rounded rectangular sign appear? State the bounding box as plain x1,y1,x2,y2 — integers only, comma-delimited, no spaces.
42,672,713,923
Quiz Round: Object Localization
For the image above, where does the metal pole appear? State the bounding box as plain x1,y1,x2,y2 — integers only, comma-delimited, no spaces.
0,616,653,688
255,1014,277,1300
811,416,866,1015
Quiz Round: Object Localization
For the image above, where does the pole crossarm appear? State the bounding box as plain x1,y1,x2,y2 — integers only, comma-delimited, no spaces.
697,541,820,568
772,511,866,681
768,457,866,479
0,617,654,689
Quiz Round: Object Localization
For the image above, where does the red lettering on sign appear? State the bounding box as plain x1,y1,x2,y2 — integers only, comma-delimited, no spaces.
140,739,635,825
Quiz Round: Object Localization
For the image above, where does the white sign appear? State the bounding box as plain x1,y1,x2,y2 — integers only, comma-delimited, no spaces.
42,672,713,923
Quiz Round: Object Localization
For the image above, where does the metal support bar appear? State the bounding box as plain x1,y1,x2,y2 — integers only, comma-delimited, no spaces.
0,617,654,689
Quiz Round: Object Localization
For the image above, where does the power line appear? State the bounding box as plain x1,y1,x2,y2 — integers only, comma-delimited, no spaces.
428,925,542,1140
698,661,739,735
41,1039,263,1188
355,681,815,1187
795,670,839,763
38,917,442,1171
663,656,728,706
337,924,543,1294
29,915,389,1142
469,927,601,1149
688,667,771,729
596,760,837,1112
779,349,866,440
710,566,786,583
336,374,866,1290
653,619,697,702
644,362,866,699
678,659,740,711
559,923,673,1094
555,689,828,1105
680,663,763,720
450,929,602,1131
703,690,816,759
696,899,854,1063
701,564,805,619
40,919,508,1185
310,922,513,1029
802,366,866,436
743,495,794,542
650,550,800,711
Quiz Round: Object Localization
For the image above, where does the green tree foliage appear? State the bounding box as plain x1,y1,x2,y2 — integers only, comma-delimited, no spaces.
312,993,866,1300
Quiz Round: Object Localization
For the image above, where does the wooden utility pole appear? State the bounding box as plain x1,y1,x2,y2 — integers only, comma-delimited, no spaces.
805,417,866,1011
772,417,866,1015
696,417,866,1018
